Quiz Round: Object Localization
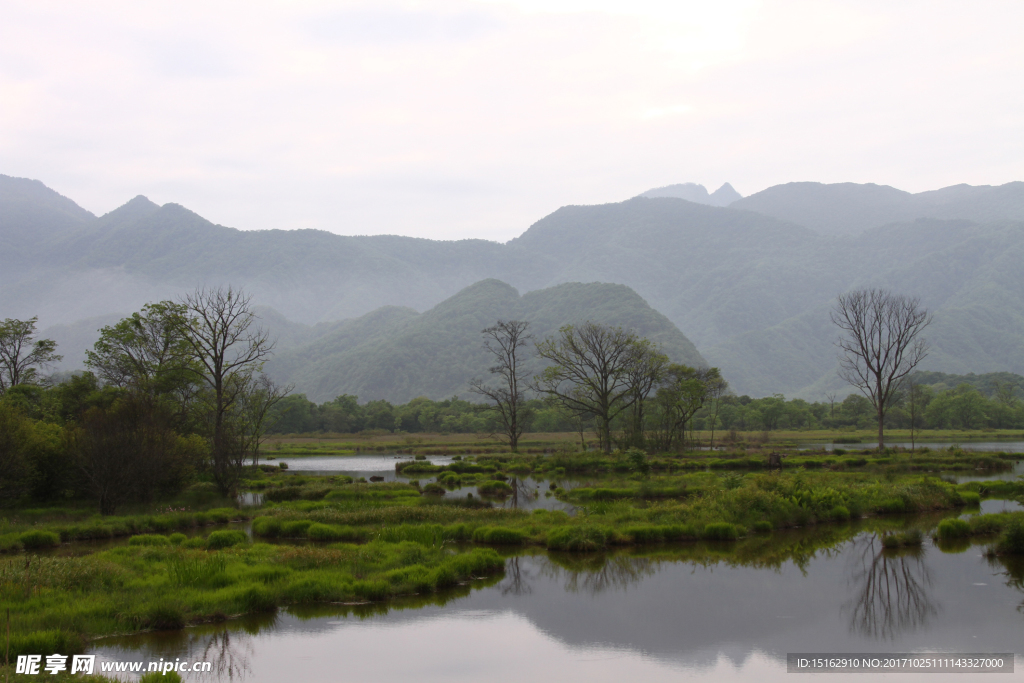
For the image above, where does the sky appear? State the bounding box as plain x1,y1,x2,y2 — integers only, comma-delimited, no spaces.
1,0,1022,241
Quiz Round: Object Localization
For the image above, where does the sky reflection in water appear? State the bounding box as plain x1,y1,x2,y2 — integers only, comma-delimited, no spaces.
93,527,1024,683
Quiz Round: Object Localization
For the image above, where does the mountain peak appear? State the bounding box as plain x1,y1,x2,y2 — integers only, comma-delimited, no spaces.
637,182,741,207
709,182,742,206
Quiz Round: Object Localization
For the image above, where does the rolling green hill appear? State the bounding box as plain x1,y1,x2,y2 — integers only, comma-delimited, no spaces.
265,279,707,403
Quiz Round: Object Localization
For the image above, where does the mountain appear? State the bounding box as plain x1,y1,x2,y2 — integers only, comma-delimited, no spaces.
731,181,1024,236
265,279,706,403
638,182,741,207
4,174,1024,400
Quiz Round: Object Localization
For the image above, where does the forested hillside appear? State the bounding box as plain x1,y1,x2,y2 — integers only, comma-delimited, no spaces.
4,174,1024,399
265,279,706,403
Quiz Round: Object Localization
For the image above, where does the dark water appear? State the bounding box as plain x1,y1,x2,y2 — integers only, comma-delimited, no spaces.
268,454,578,511
91,526,1024,682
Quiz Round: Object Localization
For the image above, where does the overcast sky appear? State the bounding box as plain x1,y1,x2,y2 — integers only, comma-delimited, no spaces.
2,0,1022,241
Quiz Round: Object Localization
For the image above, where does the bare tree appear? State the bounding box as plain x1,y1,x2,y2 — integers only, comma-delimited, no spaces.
469,320,532,452
831,289,931,450
236,373,289,468
826,392,837,419
181,287,274,495
0,317,61,392
533,323,644,453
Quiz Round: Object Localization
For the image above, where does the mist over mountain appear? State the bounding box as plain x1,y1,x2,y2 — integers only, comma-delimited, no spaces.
264,279,706,403
4,174,1024,400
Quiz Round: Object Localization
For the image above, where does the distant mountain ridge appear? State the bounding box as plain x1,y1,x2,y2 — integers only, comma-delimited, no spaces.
732,181,1024,235
637,182,742,207
4,173,1024,400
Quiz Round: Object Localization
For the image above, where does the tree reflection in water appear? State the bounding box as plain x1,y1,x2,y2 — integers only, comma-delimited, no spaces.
542,554,657,595
504,476,537,509
502,555,533,596
198,628,255,681
843,534,938,640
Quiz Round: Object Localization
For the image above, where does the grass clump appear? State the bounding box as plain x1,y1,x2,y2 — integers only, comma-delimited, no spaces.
472,526,527,545
995,519,1024,555
936,518,971,539
205,530,249,549
19,529,61,549
958,491,981,506
169,554,229,586
307,523,366,543
546,525,610,551
881,529,924,548
6,629,84,659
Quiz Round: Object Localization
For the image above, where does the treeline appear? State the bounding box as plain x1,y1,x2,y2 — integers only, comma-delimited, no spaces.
0,289,283,513
269,379,1024,438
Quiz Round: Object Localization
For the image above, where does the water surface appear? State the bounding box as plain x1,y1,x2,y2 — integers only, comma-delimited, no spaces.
92,528,1024,682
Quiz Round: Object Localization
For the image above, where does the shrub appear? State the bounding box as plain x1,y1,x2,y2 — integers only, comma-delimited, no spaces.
936,518,971,539
752,521,773,534
128,534,171,546
19,529,60,549
206,530,249,549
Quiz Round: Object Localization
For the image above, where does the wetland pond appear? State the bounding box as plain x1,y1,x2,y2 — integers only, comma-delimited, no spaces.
93,452,1024,682
91,527,1024,682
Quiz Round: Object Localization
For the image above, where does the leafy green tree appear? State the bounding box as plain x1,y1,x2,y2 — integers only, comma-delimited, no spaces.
85,302,194,396
69,393,199,514
648,366,721,451
0,402,36,506
0,317,62,392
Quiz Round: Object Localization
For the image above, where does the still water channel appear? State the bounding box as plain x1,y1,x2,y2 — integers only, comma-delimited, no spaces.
91,454,1024,682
